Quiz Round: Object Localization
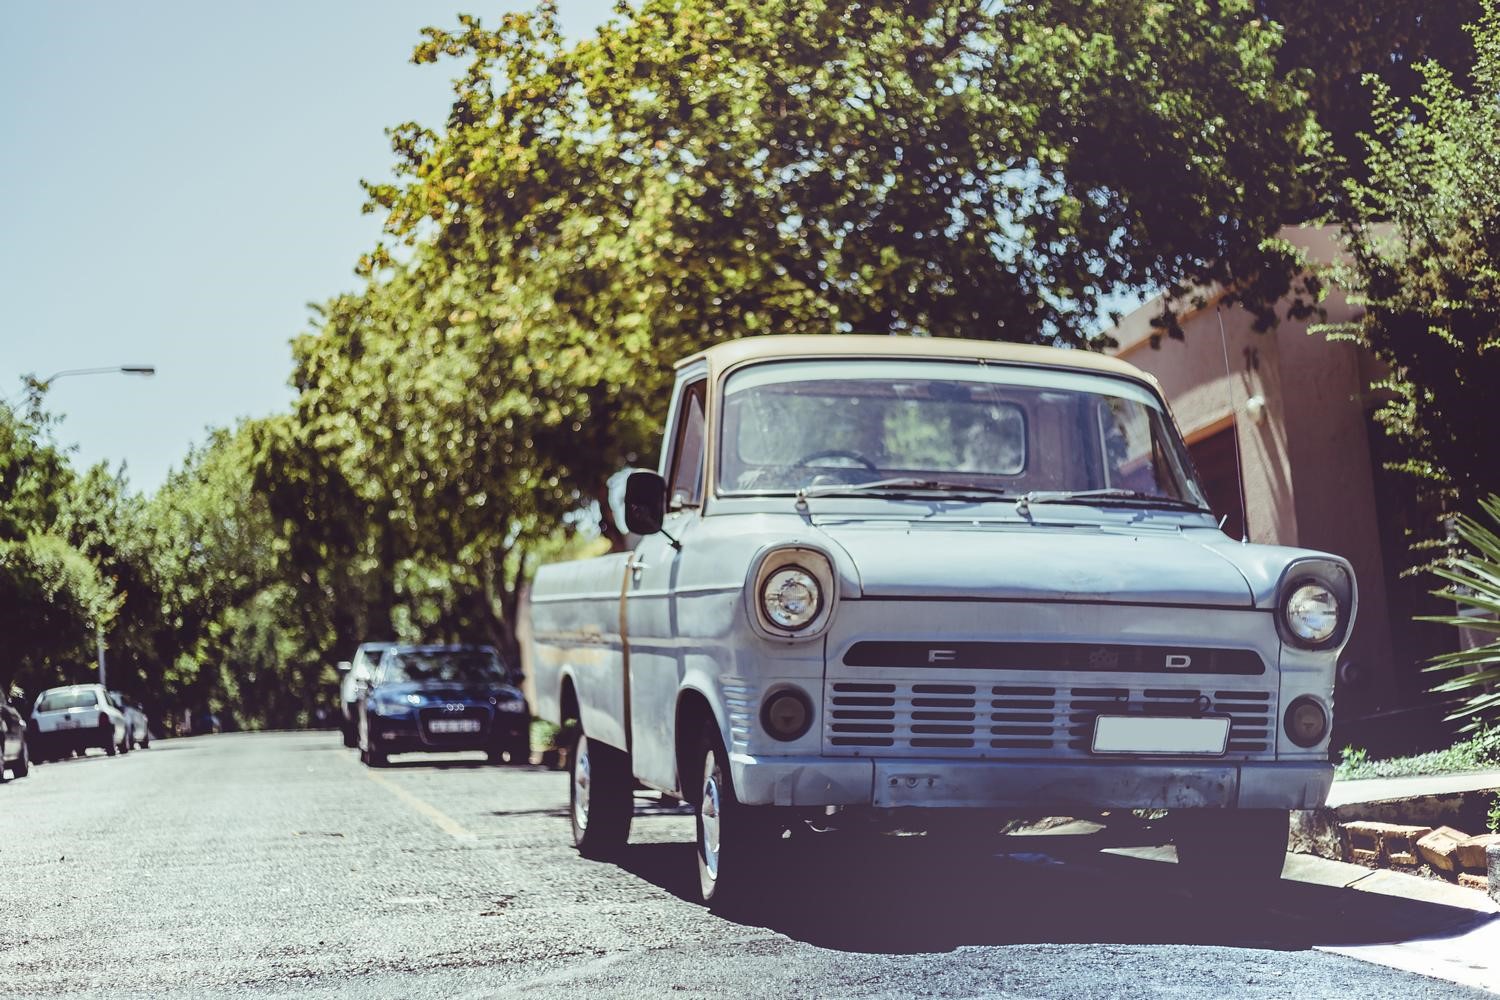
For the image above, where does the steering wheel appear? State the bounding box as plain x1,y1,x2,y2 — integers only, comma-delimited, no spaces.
793,448,879,471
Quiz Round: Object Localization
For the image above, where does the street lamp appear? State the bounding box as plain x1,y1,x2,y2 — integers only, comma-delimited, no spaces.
2,364,157,687
5,365,157,411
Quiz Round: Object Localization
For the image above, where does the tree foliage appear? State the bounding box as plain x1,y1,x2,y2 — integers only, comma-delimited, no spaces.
1320,0,1500,512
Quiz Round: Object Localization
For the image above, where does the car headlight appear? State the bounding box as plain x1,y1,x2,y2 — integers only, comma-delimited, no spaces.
762,566,821,631
491,698,528,714
1283,581,1340,645
404,693,426,706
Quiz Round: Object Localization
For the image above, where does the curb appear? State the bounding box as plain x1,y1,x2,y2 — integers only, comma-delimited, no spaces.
1291,788,1500,901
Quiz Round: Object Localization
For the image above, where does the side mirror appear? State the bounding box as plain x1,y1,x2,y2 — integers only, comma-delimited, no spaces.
336,660,352,674
623,471,668,535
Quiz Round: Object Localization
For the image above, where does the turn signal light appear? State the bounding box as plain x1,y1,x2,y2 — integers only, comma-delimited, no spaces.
761,688,813,742
1284,696,1328,748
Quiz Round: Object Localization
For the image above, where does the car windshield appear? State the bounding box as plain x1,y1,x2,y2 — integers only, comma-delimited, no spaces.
37,688,99,712
719,358,1209,507
383,650,508,685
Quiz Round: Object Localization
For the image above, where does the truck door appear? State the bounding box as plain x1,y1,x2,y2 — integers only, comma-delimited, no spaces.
623,374,707,791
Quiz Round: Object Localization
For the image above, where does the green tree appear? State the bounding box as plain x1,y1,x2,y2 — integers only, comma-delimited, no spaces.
1321,0,1500,515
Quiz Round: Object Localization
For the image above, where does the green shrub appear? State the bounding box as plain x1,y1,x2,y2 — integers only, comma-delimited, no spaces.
1422,495,1500,731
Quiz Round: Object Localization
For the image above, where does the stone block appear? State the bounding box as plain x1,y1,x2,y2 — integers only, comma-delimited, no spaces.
1416,826,1470,873
1340,821,1433,868
1456,832,1500,872
1491,842,1500,905
1458,872,1489,891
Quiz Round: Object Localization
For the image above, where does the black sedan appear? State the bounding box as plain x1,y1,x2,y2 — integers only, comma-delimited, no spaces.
357,645,530,767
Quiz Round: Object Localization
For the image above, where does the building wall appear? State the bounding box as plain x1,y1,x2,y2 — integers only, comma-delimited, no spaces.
1109,258,1398,713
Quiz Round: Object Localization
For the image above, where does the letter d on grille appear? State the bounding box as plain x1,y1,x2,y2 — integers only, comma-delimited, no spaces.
1165,654,1192,670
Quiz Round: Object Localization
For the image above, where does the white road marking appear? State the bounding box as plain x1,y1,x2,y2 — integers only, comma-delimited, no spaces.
360,767,479,842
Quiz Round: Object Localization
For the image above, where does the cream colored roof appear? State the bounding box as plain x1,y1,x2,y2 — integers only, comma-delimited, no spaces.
678,334,1162,390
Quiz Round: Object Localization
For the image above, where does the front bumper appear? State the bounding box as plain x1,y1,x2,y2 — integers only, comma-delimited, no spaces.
369,712,528,755
731,753,1332,811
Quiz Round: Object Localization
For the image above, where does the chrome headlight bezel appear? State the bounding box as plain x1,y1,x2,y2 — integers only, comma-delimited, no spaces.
748,545,838,640
1274,560,1355,651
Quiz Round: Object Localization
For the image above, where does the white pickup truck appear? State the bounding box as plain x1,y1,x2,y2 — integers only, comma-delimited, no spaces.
529,335,1354,907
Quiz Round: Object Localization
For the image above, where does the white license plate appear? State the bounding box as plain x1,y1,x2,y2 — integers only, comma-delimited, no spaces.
1091,715,1230,755
59,716,79,728
427,719,481,734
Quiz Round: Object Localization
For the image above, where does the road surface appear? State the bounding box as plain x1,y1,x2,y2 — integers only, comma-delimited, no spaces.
1,731,1492,998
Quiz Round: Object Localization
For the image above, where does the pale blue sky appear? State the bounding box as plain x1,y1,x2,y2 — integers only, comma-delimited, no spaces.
1,1,615,493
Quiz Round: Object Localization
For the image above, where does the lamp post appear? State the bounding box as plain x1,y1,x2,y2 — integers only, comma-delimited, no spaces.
4,364,157,689
5,365,157,412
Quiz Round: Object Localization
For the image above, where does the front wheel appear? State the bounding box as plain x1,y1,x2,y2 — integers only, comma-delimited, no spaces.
1173,808,1289,886
694,726,779,909
569,732,632,858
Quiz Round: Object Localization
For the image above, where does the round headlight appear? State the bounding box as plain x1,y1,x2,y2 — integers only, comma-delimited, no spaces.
1284,582,1340,645
762,566,821,631
1284,696,1329,748
761,688,813,741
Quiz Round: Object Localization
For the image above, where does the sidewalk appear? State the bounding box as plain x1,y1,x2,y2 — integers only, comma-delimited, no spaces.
1327,769,1500,808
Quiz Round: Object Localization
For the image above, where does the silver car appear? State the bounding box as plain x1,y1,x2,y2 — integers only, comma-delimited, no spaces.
31,684,129,761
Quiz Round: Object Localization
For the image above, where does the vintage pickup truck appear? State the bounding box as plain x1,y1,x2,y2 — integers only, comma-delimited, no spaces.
529,335,1354,906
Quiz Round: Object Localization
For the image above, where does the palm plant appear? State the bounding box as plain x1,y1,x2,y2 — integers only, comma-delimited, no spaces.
1423,495,1500,730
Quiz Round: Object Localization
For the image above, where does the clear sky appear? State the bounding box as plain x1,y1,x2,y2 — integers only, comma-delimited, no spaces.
1,1,616,494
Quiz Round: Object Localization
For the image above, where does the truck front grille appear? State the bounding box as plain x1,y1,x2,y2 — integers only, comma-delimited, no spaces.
824,681,1274,758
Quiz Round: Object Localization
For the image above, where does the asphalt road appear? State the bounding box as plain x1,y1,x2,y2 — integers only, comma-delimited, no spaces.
1,731,1492,999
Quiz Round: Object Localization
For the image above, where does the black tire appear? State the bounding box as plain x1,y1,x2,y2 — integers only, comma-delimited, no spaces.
569,732,632,858
692,724,778,909
1173,808,1289,886
13,738,29,779
506,732,530,766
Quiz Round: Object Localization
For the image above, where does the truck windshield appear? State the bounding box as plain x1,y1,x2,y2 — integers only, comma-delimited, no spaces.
719,358,1209,508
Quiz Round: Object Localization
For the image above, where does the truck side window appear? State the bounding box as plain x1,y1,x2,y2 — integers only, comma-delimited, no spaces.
667,380,707,509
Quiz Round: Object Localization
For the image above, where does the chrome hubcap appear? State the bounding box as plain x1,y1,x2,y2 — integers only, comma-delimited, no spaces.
700,758,722,882
572,736,592,831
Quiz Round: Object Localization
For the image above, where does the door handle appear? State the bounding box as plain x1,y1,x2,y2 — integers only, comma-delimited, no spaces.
631,561,649,583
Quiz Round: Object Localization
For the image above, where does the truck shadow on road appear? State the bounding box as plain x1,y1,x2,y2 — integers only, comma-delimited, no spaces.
613,831,1490,956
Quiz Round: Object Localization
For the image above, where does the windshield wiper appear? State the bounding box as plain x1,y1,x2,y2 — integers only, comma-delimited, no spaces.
795,477,1013,508
1014,488,1210,519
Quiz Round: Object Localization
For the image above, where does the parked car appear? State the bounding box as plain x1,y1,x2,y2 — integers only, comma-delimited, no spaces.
30,684,129,761
358,644,529,767
339,642,396,748
110,692,151,749
1,689,31,781
529,335,1356,906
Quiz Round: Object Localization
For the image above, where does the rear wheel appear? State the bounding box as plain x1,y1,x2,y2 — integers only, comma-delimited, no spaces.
1173,808,1289,886
12,739,29,779
569,732,632,858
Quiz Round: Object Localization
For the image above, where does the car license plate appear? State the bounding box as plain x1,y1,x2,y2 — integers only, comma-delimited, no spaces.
1091,715,1230,755
427,719,481,734
59,716,79,728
